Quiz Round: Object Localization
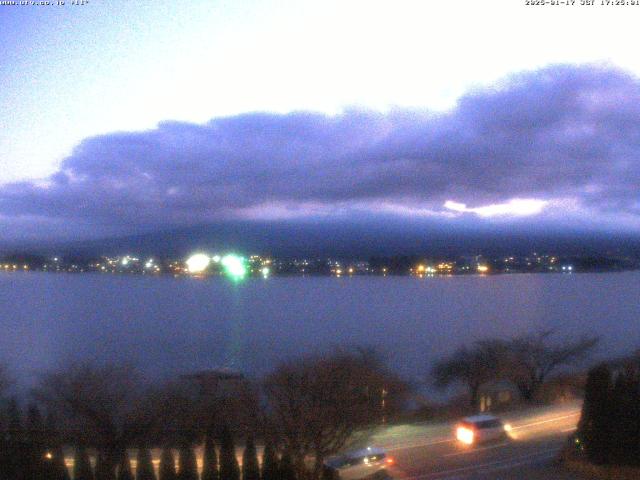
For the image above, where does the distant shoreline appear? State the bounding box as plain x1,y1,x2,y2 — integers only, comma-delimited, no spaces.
1,268,638,278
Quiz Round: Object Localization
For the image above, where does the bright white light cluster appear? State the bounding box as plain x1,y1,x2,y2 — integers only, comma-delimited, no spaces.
186,253,210,273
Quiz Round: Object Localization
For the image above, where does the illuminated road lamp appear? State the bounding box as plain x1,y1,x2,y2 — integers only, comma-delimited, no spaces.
261,266,270,277
186,253,211,274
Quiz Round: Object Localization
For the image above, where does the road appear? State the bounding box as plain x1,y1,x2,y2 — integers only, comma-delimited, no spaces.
363,402,583,479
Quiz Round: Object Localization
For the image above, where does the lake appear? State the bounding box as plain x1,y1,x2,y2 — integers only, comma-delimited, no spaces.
1,271,639,390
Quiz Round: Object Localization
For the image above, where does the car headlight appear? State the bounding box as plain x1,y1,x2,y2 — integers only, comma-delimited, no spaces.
456,426,474,445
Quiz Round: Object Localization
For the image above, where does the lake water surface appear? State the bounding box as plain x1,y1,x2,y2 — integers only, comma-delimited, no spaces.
1,271,639,388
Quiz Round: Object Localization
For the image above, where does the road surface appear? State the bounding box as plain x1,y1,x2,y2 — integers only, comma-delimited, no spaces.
364,402,583,479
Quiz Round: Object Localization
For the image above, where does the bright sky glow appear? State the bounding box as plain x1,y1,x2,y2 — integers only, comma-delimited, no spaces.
444,199,549,218
1,0,639,184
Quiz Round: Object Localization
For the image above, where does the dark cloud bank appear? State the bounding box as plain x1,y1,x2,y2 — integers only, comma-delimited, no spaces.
2,64,640,253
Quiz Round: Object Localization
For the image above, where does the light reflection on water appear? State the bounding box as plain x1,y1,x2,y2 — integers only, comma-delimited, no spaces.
0,271,639,387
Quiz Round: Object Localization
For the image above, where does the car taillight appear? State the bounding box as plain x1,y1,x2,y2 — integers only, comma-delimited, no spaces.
385,457,394,465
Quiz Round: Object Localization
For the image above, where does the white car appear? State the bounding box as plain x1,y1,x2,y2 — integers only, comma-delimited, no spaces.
324,447,392,480
455,414,511,445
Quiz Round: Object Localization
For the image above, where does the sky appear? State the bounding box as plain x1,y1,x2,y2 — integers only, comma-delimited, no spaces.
1,0,640,242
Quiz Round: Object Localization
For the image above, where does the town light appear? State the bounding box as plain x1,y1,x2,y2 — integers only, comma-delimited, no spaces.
186,253,211,274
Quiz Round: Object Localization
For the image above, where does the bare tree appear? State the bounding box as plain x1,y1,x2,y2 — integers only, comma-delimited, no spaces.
264,348,408,480
432,340,509,409
432,332,599,406
143,380,201,448
507,329,599,401
143,373,260,450
34,361,153,477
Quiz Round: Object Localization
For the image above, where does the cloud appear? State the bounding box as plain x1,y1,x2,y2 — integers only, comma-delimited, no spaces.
2,63,640,239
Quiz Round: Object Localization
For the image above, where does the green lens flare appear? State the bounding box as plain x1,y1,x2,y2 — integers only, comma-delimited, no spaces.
221,254,247,279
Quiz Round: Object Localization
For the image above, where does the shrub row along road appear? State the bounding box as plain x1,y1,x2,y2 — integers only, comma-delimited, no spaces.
367,402,583,479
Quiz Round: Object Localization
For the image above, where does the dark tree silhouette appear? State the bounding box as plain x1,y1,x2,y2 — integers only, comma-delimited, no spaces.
1,398,25,480
577,357,640,466
242,436,260,480
53,447,72,480
43,412,70,480
35,362,154,477
578,363,613,465
74,446,95,480
25,404,47,479
158,448,177,480
321,465,339,480
432,340,508,409
5,400,47,480
177,444,197,480
609,369,639,464
433,331,599,406
278,451,296,480
218,425,240,480
116,451,134,480
508,330,599,401
265,349,406,480
26,404,44,445
260,441,278,480
202,430,219,480
96,451,116,480
6,398,23,443
136,447,156,480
